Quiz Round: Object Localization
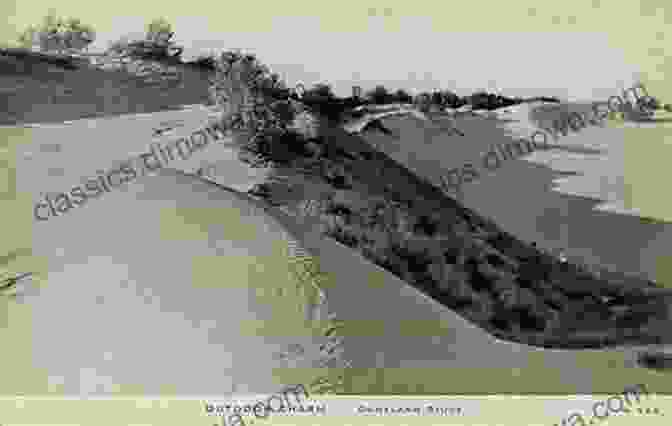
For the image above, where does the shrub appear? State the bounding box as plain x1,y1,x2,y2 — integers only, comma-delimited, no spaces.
108,19,183,61
414,92,432,112
188,54,217,71
304,83,335,100
107,34,135,55
638,96,661,111
366,85,392,104
392,89,413,104
17,11,96,54
440,90,462,108
146,17,173,44
209,50,300,165
110,38,183,62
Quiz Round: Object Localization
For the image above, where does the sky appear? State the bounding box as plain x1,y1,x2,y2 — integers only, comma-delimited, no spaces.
90,17,642,102
1,2,669,102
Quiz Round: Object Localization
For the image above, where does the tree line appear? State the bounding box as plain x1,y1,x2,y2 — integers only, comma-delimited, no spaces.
293,83,561,117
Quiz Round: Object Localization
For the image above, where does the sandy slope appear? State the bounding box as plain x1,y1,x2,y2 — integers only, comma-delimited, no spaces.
8,105,268,204
4,163,670,396
257,159,672,392
2,167,350,396
2,108,671,396
1,111,313,395
261,200,672,394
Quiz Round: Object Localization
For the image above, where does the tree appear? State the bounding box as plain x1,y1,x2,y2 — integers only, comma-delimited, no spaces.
414,92,432,112
367,85,390,104
640,96,661,111
441,90,460,108
109,18,182,61
17,11,96,54
304,83,335,100
210,50,295,134
209,50,311,166
393,89,412,104
300,83,347,122
60,17,96,52
431,91,444,108
468,91,491,109
146,17,173,45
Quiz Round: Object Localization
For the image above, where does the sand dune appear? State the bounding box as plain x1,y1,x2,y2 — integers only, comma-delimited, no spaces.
9,105,268,205
2,106,671,396
4,164,670,395
260,197,672,394
2,167,351,395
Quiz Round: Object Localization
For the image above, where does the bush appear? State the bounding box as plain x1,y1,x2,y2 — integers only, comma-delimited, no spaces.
366,85,392,104
392,89,413,104
414,92,432,112
638,96,661,111
304,83,335,100
17,11,96,53
146,18,173,44
209,50,299,165
187,54,217,71
119,39,183,61
107,19,183,61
